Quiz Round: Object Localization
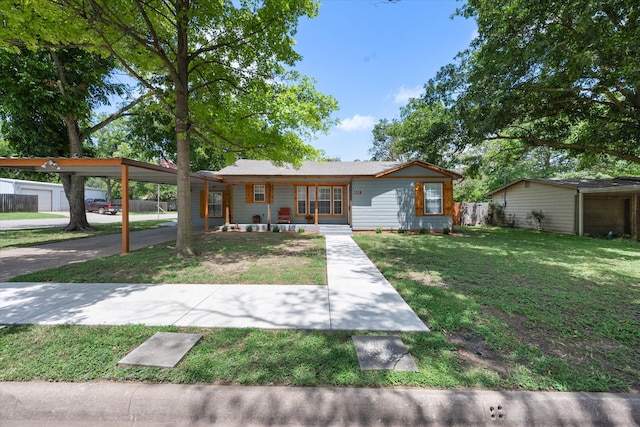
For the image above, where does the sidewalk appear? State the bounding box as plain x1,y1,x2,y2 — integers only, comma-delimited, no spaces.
0,236,428,332
2,382,638,426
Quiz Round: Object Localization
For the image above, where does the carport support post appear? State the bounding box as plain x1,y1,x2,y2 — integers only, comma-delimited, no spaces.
578,191,584,236
121,164,130,254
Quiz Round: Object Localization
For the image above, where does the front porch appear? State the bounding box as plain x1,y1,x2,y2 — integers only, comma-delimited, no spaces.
210,223,353,235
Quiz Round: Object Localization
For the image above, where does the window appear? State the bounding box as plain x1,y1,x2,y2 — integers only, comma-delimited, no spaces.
208,192,223,217
296,185,345,216
333,187,342,215
424,183,443,215
253,184,265,202
318,186,331,214
297,186,307,214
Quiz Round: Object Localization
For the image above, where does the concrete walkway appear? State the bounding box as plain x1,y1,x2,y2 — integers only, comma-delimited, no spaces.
0,233,428,332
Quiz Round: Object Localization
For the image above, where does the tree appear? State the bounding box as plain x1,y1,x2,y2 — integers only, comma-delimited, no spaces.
368,119,407,161
55,0,337,256
0,47,142,230
423,0,640,165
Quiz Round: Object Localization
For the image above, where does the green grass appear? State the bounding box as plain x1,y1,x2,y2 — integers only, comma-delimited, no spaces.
10,232,327,285
1,227,638,391
0,212,67,220
354,227,640,392
0,220,170,250
0,325,499,388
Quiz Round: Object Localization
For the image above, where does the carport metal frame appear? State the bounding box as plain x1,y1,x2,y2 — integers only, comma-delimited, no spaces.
0,157,220,253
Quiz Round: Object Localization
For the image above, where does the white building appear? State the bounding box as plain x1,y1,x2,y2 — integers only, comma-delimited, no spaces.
0,178,105,212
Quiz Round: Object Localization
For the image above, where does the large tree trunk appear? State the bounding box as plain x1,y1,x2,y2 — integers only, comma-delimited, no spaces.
60,115,94,231
173,0,197,257
60,173,94,231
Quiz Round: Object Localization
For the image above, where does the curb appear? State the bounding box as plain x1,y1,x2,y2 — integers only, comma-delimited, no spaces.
2,382,639,426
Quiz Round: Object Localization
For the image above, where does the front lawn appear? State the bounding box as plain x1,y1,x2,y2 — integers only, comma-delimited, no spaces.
1,227,638,391
354,227,640,392
9,232,327,285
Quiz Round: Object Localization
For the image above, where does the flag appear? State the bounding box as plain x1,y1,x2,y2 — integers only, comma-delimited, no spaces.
160,156,177,169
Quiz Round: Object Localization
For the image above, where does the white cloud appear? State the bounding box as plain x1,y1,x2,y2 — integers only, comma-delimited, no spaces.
393,85,423,104
337,114,375,132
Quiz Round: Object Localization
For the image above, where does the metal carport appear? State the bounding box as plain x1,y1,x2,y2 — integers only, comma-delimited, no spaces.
0,157,221,253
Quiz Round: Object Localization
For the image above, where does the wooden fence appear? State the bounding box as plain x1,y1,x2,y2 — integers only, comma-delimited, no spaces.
0,194,38,213
453,202,489,226
113,199,169,212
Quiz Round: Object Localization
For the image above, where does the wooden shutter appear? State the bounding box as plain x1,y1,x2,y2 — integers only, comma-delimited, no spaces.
199,190,206,218
245,184,253,203
415,182,425,216
443,180,453,217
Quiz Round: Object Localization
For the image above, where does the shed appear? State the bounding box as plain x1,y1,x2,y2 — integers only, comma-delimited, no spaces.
488,177,640,239
0,178,105,212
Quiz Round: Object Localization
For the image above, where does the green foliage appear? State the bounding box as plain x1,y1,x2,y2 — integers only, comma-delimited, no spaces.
245,225,253,233
526,210,546,231
375,227,383,234
397,228,406,234
442,227,450,235
485,203,507,227
297,227,305,234
424,0,640,165
419,227,427,234
221,225,228,232
272,225,280,233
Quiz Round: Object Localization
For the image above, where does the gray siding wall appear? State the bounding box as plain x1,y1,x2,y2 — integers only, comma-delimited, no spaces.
491,181,576,233
351,178,451,231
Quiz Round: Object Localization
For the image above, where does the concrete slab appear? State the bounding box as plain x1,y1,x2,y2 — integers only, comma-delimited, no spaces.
352,335,417,371
325,236,429,332
118,332,202,368
175,284,331,330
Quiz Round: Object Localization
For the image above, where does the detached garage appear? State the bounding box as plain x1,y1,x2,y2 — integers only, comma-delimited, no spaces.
0,178,105,212
488,177,640,239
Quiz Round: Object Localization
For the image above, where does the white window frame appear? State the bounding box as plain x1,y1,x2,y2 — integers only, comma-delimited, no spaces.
208,191,223,218
253,184,265,203
424,183,443,215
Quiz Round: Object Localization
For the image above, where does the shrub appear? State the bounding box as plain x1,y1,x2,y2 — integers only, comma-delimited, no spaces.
397,228,406,234
419,227,427,234
297,227,305,234
442,227,450,235
526,210,545,230
272,225,280,233
375,227,382,234
485,202,507,226
245,225,253,232
221,225,228,232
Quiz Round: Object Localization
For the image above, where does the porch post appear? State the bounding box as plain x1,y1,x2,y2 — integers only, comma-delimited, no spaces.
225,184,230,226
120,164,130,254
314,184,318,225
204,180,209,233
578,191,584,236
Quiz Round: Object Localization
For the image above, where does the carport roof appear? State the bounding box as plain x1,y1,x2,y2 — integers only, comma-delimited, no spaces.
0,157,221,185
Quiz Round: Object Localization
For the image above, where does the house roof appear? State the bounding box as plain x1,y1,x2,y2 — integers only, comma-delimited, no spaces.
488,177,640,195
209,159,463,179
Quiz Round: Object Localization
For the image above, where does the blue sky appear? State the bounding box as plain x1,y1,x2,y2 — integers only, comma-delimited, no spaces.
293,0,477,161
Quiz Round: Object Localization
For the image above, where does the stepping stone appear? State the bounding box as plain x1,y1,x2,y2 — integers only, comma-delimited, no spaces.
352,335,417,371
118,332,202,368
